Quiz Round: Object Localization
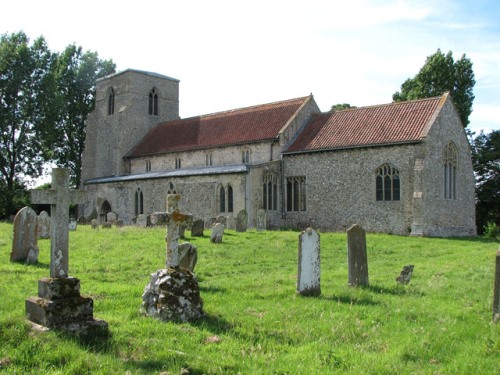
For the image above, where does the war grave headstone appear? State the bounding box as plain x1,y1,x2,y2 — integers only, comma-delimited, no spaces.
236,209,248,232
347,224,369,287
493,247,500,322
256,209,266,231
10,206,39,264
211,223,224,243
142,194,203,322
25,168,108,336
297,228,321,296
191,219,204,236
396,265,414,284
37,211,51,239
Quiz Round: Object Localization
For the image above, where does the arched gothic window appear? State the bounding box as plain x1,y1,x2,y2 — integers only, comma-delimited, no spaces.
263,173,278,211
376,164,400,201
148,88,158,116
167,182,177,195
108,88,115,115
286,176,306,211
219,185,226,213
444,142,458,200
227,184,233,213
135,188,144,216
100,200,112,222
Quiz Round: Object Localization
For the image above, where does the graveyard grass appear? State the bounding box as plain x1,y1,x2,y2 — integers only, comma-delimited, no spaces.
0,222,499,374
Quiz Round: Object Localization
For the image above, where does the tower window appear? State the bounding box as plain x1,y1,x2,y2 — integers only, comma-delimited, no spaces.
108,88,115,115
148,88,158,116
444,142,458,200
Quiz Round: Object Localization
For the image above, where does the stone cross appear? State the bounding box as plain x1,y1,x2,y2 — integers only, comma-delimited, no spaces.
30,168,87,278
165,194,192,268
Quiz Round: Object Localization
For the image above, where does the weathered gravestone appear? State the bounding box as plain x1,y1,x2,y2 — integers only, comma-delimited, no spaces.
91,219,98,229
178,243,198,272
215,215,226,226
142,194,203,322
68,218,77,231
236,209,248,232
396,265,414,284
191,219,204,237
256,209,266,231
297,228,321,296
37,211,51,239
211,223,224,243
226,214,236,230
150,212,168,226
25,168,108,336
347,224,369,287
77,216,87,225
11,206,39,264
136,214,148,227
106,211,118,224
493,248,500,322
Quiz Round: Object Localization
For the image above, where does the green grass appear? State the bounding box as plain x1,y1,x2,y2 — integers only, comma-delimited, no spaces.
0,222,499,374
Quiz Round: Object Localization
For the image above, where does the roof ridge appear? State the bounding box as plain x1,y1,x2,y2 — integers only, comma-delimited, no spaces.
329,95,443,114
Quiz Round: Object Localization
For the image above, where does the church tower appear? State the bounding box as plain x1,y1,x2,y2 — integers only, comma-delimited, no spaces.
81,69,179,181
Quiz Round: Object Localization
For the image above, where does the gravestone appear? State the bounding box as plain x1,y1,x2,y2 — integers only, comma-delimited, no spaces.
87,208,98,222
215,215,226,226
136,214,147,227
69,218,77,231
37,211,51,239
91,219,98,229
396,265,414,284
191,219,204,236
102,222,112,229
10,206,39,264
493,248,500,322
106,211,118,224
256,209,266,231
297,228,321,296
347,224,369,287
77,216,87,225
142,194,203,322
236,209,248,232
150,212,168,226
116,219,124,227
211,223,224,243
226,215,236,230
25,168,108,336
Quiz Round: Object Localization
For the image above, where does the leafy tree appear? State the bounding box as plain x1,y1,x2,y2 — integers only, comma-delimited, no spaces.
331,103,356,111
393,49,475,127
471,130,500,234
0,32,55,217
43,45,115,188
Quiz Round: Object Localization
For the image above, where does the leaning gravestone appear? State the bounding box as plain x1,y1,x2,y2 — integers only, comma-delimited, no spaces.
191,219,204,236
37,210,51,239
347,224,369,287
25,168,108,336
396,265,414,284
142,194,203,322
256,209,266,231
297,228,321,296
236,209,248,232
10,206,39,264
493,248,500,322
211,223,224,243
178,242,198,272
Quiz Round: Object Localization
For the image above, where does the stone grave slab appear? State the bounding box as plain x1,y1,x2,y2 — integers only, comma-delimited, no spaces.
297,228,321,296
347,224,369,287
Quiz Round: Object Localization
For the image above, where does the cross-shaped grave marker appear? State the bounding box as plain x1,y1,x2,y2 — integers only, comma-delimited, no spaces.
31,168,86,278
165,194,192,268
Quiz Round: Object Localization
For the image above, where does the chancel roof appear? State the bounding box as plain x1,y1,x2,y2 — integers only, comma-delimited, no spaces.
285,94,448,154
126,96,310,158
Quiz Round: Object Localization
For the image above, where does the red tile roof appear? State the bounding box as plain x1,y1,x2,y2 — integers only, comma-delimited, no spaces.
126,96,310,158
285,94,447,154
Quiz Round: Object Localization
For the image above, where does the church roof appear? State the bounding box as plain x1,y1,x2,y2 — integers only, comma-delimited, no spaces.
126,96,311,158
285,94,448,154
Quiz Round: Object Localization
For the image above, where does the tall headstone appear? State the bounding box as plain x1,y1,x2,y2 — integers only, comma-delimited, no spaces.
256,209,266,231
191,219,204,236
211,223,224,243
236,209,248,232
347,224,369,287
37,211,51,239
493,248,500,322
25,168,108,336
11,206,39,263
297,228,321,296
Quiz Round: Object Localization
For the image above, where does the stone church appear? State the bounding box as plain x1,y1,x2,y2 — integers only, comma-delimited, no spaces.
81,69,476,237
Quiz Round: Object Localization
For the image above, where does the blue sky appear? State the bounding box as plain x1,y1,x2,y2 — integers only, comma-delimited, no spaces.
2,0,499,134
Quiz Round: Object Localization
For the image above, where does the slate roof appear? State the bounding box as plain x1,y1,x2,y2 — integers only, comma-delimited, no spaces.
126,96,311,158
285,94,447,154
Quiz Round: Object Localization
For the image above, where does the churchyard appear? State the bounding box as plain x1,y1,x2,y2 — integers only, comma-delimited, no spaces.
0,221,499,374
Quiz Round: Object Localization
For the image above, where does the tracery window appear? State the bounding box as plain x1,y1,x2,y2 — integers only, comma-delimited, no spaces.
444,142,458,200
148,88,158,116
167,182,177,195
286,176,306,211
376,164,400,201
263,173,278,211
134,189,144,216
108,88,115,115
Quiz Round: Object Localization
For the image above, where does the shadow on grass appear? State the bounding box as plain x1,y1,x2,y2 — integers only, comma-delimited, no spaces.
322,294,381,306
60,330,115,354
192,312,234,335
199,285,227,293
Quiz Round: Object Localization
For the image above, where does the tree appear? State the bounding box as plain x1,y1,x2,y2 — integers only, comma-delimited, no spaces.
330,103,356,111
0,32,55,217
393,49,475,127
471,130,500,234
42,45,115,188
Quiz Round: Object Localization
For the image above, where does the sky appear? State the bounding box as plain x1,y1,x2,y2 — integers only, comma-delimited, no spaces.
1,0,499,134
